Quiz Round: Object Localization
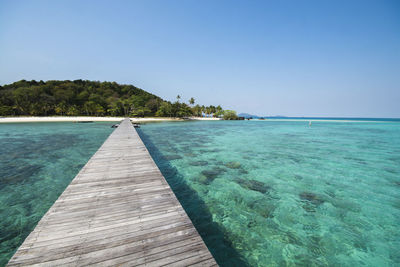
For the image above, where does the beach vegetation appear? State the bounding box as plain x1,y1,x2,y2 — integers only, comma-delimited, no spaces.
189,97,195,106
192,105,203,117
0,80,237,119
223,110,239,120
215,105,224,117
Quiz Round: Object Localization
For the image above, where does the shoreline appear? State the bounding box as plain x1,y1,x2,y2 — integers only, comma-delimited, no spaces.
0,116,221,123
1,117,390,124
252,118,392,123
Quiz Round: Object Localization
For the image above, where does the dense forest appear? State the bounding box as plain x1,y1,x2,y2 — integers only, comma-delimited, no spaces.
0,80,237,118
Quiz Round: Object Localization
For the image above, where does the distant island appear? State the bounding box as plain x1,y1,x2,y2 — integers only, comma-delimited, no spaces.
238,113,291,119
238,113,260,119
0,80,239,119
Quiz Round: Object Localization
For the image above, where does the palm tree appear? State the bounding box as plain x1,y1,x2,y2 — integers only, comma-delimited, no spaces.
189,97,195,106
215,105,223,117
193,105,202,116
210,105,216,117
205,106,211,117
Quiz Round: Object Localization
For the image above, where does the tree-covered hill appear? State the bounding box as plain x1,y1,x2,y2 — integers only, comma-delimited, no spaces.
0,80,228,118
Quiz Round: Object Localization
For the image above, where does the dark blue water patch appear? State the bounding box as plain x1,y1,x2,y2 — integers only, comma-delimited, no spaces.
0,163,42,188
236,178,271,194
189,160,209,166
201,167,227,180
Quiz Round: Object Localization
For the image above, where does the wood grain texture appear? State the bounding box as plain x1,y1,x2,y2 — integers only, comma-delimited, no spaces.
7,119,216,266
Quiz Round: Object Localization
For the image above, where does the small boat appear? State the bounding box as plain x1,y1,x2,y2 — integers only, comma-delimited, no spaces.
309,121,312,126
111,124,119,128
77,121,94,123
132,123,140,128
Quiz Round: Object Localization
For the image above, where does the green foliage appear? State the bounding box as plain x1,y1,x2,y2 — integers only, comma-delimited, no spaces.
192,104,202,117
155,101,192,118
0,79,231,118
175,103,192,117
0,105,14,116
215,105,224,117
0,80,163,117
223,110,239,120
156,102,173,117
189,97,195,106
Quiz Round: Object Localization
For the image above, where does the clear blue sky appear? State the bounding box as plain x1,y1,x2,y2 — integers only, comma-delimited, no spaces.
1,0,399,117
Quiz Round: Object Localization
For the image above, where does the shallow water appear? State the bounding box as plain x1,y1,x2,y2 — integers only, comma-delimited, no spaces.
1,120,399,266
137,120,400,266
0,122,113,266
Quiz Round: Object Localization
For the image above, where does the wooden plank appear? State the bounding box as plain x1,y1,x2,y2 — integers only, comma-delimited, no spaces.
20,214,189,249
7,118,216,266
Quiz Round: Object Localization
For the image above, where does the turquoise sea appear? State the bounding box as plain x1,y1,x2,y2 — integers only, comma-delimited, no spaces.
0,122,113,266
1,120,399,266
137,120,400,266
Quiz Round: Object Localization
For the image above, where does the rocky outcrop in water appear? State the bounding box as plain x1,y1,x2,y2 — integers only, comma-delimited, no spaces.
299,192,325,205
189,161,209,166
201,167,226,180
236,178,271,194
224,161,241,169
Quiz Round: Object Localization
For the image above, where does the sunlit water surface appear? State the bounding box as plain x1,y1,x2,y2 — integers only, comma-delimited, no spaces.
0,122,113,266
1,120,399,266
137,120,400,266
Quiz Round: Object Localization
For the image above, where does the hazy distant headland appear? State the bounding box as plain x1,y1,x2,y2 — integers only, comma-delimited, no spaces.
238,113,400,122
0,80,238,120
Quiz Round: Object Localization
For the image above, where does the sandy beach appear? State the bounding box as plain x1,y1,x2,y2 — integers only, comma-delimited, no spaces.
0,116,221,123
0,117,388,123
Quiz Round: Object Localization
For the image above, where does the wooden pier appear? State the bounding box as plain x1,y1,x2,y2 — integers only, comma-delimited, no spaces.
8,118,216,266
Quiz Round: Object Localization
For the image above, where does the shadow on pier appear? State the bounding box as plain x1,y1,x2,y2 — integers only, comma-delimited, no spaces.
137,129,249,267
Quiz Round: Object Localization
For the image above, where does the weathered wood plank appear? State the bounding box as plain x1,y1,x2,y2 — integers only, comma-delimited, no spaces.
20,214,190,249
7,118,216,266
